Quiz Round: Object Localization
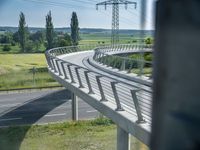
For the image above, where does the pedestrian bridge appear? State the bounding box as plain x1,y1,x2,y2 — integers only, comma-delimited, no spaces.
45,44,153,149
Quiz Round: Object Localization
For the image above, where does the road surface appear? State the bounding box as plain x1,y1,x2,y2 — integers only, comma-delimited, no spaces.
0,89,99,127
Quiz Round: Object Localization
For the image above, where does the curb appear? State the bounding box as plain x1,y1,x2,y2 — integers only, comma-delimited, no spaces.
0,86,64,94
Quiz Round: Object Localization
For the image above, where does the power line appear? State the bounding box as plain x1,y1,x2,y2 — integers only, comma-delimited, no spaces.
22,0,95,9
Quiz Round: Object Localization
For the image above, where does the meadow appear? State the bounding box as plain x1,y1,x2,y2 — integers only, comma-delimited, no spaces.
0,54,60,90
0,118,149,150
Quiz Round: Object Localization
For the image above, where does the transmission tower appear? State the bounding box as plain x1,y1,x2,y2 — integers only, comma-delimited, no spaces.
96,0,137,45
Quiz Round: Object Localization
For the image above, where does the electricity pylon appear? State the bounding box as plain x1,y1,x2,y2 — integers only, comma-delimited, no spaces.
96,0,137,45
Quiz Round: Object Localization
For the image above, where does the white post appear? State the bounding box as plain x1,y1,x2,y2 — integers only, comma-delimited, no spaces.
117,126,130,150
71,92,78,121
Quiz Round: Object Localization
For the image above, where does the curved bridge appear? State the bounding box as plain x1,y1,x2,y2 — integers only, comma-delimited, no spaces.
45,44,153,149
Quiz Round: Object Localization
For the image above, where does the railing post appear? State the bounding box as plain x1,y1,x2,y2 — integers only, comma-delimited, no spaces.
67,64,76,83
75,67,84,88
45,53,52,69
127,60,134,74
55,59,62,76
61,62,69,79
47,57,53,69
71,92,78,121
84,71,95,94
130,89,146,124
120,59,126,71
52,58,58,73
111,81,124,111
96,76,107,102
117,126,130,150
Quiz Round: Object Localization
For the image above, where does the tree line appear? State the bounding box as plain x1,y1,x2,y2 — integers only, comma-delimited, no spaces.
0,11,79,53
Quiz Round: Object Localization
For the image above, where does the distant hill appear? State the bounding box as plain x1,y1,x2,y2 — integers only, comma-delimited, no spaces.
0,26,154,37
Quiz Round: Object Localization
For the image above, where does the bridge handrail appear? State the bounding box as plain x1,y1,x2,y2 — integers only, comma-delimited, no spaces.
93,44,153,76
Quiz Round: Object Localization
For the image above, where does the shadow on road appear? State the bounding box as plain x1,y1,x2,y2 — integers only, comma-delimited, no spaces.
0,89,71,150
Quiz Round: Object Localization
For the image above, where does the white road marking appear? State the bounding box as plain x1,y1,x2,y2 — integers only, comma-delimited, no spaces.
87,110,97,113
0,118,22,122
44,113,66,117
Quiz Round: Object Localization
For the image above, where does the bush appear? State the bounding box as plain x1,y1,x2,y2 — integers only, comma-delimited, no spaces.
91,117,113,126
11,42,16,46
145,37,153,45
3,45,11,51
25,40,34,52
144,53,153,61
58,39,71,47
132,39,137,43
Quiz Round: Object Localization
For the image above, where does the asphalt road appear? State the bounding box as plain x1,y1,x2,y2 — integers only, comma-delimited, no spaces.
0,89,99,127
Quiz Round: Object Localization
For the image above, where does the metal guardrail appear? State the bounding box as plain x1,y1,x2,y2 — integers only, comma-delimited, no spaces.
45,44,152,124
93,44,153,76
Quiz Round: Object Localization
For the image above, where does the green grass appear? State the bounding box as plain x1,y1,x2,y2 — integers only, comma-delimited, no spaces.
0,54,59,90
131,68,152,76
79,33,140,45
0,119,149,150
0,45,21,54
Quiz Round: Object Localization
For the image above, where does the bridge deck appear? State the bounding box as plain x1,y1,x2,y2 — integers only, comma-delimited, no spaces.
58,50,152,126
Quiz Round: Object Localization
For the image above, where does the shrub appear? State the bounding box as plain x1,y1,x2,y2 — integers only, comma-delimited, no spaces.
145,37,153,45
11,42,16,46
3,45,11,51
91,117,113,126
132,39,137,43
25,40,35,52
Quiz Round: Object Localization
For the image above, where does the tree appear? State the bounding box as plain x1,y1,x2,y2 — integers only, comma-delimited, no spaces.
18,12,28,52
30,31,44,43
0,33,12,44
45,11,54,50
70,12,79,46
145,37,153,45
13,31,19,43
54,33,72,47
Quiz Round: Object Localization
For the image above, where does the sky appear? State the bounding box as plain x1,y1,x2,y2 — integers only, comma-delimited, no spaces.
0,0,155,29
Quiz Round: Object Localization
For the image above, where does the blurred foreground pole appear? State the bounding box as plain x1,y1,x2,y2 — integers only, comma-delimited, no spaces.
151,0,200,150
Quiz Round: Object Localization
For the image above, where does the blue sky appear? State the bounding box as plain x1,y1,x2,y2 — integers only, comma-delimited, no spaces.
0,0,155,29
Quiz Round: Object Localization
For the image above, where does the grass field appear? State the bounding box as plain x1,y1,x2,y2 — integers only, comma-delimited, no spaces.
0,44,46,54
0,45,21,54
79,33,139,45
0,54,59,90
0,119,149,150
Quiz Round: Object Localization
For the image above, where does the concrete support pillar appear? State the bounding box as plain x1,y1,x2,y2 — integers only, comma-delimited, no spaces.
117,126,130,150
71,92,78,121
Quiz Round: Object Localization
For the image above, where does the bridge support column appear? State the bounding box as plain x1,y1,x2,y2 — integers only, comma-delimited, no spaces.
117,126,130,150
71,92,78,121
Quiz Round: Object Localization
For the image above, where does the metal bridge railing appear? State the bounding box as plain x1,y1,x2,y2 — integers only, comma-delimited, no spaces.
45,45,152,124
93,44,153,77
